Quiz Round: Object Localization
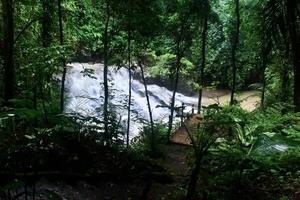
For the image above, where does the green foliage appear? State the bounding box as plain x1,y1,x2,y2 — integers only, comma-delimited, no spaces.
200,144,300,199
132,124,168,158
150,53,176,77
187,105,300,199
70,112,124,147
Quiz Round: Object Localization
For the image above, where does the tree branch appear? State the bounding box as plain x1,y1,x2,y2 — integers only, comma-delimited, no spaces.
14,17,40,45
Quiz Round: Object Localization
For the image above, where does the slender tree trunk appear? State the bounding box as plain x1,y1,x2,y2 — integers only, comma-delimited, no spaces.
281,61,289,102
33,83,37,110
139,60,155,151
167,47,181,139
294,51,300,112
103,1,110,137
2,0,15,103
186,154,203,200
58,0,67,112
197,14,208,114
230,0,240,105
14,18,39,45
39,79,49,123
261,43,268,108
261,67,267,108
126,20,132,147
294,64,300,112
261,19,268,109
281,38,291,102
286,0,300,112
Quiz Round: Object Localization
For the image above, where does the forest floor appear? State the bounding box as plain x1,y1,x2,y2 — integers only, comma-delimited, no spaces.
32,143,190,200
24,144,188,200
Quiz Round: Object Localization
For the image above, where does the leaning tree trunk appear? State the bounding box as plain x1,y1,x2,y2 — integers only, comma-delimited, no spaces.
197,13,208,114
139,60,155,152
103,1,111,138
261,64,267,108
2,0,15,103
286,0,300,112
260,19,269,109
126,20,132,147
167,46,181,139
230,0,240,105
58,0,67,112
186,153,203,200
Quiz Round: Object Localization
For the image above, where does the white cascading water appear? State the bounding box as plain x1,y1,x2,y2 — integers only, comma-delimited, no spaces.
65,63,199,137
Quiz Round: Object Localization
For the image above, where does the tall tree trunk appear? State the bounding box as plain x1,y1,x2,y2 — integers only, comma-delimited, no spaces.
197,13,208,114
58,0,67,112
126,20,132,147
2,0,15,103
230,0,240,105
103,1,110,138
58,0,66,112
41,0,54,47
40,0,53,123
286,0,300,112
139,60,155,152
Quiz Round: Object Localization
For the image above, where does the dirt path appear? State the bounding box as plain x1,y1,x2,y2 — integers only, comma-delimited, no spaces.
148,144,190,200
201,89,260,111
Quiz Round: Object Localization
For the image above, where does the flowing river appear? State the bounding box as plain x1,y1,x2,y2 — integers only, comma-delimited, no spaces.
65,63,260,137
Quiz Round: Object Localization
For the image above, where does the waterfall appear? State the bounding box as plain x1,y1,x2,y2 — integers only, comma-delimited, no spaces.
65,63,199,137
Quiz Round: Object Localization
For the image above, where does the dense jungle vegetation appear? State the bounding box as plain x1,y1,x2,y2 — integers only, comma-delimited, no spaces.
0,0,300,199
